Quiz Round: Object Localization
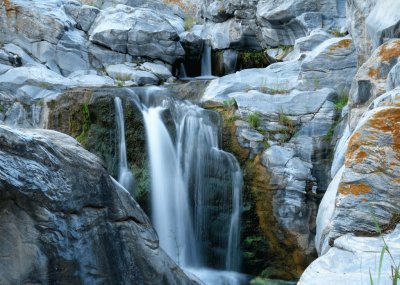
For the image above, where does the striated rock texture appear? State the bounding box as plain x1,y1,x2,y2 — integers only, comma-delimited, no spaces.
0,124,197,285
300,85,400,283
349,39,400,129
317,100,400,252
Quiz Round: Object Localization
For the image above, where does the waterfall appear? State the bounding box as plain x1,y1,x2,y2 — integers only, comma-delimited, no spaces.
179,63,188,79
114,97,135,194
141,105,198,266
133,91,245,284
226,154,243,271
201,44,212,77
223,50,238,75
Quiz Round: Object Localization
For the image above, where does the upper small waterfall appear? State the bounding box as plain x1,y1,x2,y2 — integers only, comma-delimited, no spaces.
114,97,136,194
201,43,212,77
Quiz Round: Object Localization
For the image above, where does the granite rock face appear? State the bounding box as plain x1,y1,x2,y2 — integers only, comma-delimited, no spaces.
0,125,197,285
300,86,400,283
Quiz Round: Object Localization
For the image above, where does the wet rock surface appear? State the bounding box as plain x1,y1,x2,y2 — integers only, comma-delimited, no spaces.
0,124,198,285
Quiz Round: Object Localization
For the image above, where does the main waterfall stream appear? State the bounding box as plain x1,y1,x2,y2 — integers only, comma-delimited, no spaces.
127,88,247,284
114,97,136,194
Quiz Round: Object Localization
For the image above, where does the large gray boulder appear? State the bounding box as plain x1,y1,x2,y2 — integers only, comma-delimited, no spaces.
299,225,400,285
0,125,198,285
89,5,185,64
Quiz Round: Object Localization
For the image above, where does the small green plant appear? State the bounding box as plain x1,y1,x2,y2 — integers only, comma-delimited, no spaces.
184,15,195,31
115,74,131,82
116,80,124,88
278,111,297,141
76,103,91,144
324,122,337,142
237,50,269,70
247,112,260,129
335,92,349,111
223,98,236,109
269,81,290,95
259,78,268,93
330,27,348,37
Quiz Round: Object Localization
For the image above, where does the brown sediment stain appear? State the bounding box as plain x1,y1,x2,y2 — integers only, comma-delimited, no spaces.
339,182,372,196
379,40,400,62
210,105,314,279
368,67,381,79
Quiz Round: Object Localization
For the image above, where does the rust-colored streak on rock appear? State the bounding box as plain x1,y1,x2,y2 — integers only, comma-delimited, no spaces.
379,40,400,62
3,0,13,18
339,182,372,196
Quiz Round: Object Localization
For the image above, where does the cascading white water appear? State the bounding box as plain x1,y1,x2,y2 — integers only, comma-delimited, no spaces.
226,154,243,271
134,92,245,284
114,97,135,194
201,44,212,77
179,63,188,79
141,105,198,266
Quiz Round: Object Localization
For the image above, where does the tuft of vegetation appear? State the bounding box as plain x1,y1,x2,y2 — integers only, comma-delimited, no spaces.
76,103,91,144
369,209,400,285
329,27,348,37
335,91,349,111
237,51,270,70
184,15,195,31
116,80,124,88
247,113,260,129
278,112,297,142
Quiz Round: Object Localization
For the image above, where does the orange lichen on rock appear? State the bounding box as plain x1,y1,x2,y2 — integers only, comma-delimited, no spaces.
355,150,368,163
368,67,381,79
336,39,352,49
345,132,362,165
379,40,400,62
368,108,400,158
328,39,352,53
339,182,372,196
